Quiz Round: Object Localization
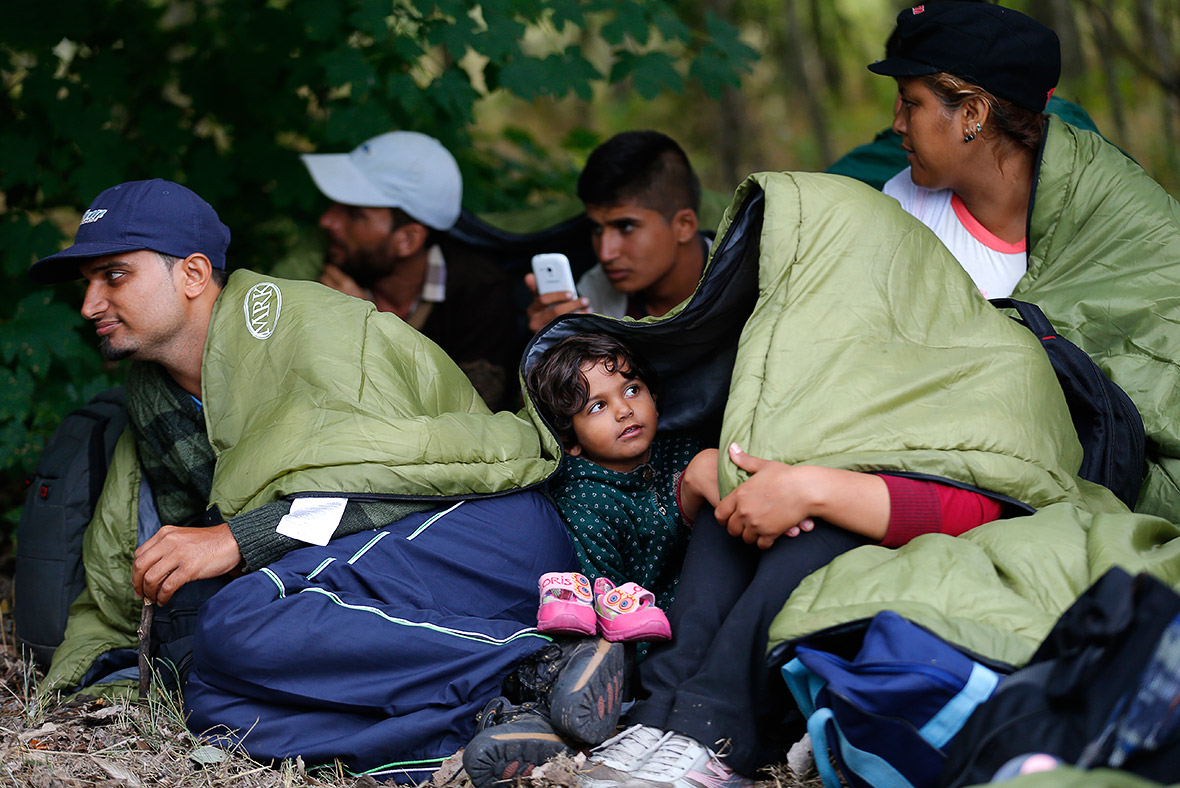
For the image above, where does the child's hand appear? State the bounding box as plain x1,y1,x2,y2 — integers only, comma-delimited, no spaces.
678,449,720,523
715,444,818,549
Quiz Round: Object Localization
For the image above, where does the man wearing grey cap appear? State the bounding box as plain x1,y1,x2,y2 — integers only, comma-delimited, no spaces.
302,131,518,410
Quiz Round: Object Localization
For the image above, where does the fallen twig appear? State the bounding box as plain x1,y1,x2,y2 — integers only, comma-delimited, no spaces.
137,602,154,700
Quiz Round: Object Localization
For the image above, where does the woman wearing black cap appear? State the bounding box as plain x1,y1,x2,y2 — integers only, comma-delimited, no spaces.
870,1,1058,299
869,1,1180,522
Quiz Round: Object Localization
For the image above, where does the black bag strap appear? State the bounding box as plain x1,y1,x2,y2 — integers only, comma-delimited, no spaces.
989,298,1146,507
988,298,1055,338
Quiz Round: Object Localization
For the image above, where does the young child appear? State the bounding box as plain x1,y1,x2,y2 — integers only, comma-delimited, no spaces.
527,333,712,623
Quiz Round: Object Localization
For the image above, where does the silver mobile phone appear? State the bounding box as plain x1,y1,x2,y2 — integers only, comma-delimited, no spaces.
531,253,578,297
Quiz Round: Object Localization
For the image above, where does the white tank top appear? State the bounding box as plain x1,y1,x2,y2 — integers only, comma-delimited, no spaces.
884,169,1027,299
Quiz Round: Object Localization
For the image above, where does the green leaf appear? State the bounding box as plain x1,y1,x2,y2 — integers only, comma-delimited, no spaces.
347,0,391,39
704,11,759,66
385,73,429,118
502,50,601,101
688,13,758,98
428,70,480,126
324,103,392,145
602,3,650,46
0,133,41,190
430,13,478,61
0,367,36,422
294,0,343,42
498,56,550,100
611,51,682,98
0,217,65,280
319,48,375,91
688,50,734,98
0,419,33,474
476,15,527,62
547,0,585,31
0,293,89,373
652,7,691,43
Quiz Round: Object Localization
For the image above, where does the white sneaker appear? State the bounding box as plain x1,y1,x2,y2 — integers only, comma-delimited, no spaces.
580,727,752,788
626,733,752,788
579,725,669,788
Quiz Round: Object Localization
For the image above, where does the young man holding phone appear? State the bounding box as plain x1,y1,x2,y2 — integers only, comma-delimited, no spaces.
525,131,709,332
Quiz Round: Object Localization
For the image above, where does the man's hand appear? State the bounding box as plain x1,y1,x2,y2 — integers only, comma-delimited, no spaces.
714,444,817,550
320,263,369,300
132,523,242,606
524,273,590,333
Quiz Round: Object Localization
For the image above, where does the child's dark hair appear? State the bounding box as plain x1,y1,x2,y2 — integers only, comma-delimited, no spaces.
527,333,658,447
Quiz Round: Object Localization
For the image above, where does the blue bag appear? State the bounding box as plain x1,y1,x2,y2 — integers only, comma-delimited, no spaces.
782,611,1001,788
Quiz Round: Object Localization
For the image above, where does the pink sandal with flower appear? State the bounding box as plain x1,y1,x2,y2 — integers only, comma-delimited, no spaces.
536,572,596,635
593,577,671,642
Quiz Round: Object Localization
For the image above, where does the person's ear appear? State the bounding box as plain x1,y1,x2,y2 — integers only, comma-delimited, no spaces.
568,443,583,458
393,222,429,257
962,96,990,137
671,208,699,244
179,253,215,298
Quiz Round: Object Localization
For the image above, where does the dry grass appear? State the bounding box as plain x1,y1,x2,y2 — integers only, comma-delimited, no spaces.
0,563,821,788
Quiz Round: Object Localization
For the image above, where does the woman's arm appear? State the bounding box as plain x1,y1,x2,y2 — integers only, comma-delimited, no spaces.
714,444,1004,550
716,444,890,549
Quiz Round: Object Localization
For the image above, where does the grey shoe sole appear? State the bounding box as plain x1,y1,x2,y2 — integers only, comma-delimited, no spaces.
464,724,573,788
549,637,626,745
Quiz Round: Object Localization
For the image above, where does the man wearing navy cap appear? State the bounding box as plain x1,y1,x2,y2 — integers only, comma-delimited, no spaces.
302,131,518,410
30,180,243,599
30,179,607,781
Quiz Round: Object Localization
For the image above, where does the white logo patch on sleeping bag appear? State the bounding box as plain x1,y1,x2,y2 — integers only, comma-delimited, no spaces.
244,282,282,340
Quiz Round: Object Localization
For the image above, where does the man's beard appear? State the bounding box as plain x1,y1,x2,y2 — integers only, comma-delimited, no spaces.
327,241,396,290
98,336,135,362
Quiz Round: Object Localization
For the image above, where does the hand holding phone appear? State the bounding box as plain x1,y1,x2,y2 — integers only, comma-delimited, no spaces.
531,253,578,297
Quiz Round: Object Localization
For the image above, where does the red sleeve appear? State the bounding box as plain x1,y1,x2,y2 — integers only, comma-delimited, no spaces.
877,475,1004,548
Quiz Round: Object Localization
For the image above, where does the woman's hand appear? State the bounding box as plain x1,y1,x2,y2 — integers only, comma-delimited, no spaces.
715,443,891,548
714,444,817,549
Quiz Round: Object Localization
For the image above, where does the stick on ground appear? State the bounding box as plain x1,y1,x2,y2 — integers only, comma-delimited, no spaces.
137,601,154,699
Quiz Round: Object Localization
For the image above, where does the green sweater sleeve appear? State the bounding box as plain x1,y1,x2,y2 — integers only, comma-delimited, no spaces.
227,497,433,570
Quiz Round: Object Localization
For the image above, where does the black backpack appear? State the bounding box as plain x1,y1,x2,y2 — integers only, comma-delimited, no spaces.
941,568,1180,786
991,298,1146,508
15,387,128,669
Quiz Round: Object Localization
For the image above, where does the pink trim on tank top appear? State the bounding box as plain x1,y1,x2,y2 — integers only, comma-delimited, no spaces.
951,193,1027,254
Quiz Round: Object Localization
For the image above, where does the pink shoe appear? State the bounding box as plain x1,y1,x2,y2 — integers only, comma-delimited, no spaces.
537,572,596,635
593,578,671,642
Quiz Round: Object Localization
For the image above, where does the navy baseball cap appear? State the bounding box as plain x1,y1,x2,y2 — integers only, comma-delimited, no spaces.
29,179,232,284
868,3,1061,113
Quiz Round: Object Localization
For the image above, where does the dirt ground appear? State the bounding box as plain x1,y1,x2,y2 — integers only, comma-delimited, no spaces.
0,550,821,788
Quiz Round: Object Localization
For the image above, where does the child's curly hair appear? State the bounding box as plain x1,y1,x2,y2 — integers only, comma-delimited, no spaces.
527,333,659,448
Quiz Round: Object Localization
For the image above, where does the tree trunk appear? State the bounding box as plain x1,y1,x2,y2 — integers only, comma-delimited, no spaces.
1036,0,1086,77
706,0,748,191
781,0,833,165
1135,0,1179,170
1084,4,1128,143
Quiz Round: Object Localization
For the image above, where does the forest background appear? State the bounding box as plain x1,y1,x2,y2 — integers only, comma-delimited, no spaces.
2,0,1178,546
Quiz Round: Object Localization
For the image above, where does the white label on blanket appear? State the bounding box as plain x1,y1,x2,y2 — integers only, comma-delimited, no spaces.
276,497,347,545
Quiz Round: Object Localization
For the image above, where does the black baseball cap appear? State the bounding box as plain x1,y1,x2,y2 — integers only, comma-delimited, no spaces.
30,179,231,284
868,2,1061,113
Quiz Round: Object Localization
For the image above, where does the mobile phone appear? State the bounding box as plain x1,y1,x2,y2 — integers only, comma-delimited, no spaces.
531,253,578,297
